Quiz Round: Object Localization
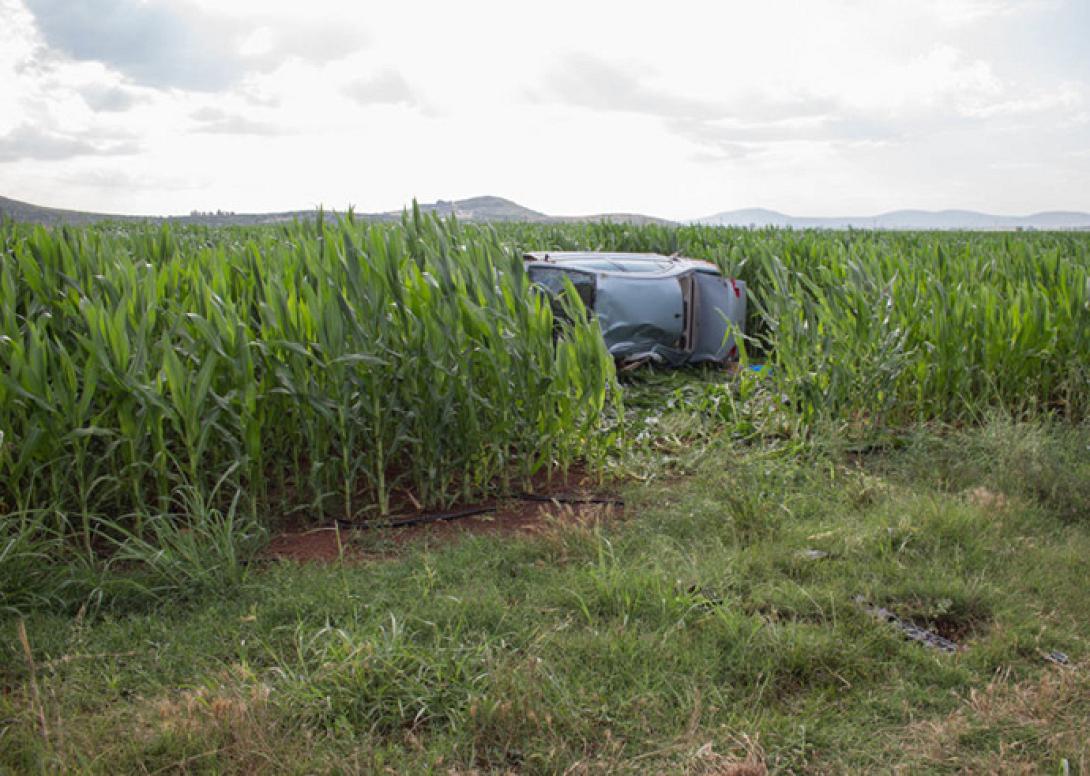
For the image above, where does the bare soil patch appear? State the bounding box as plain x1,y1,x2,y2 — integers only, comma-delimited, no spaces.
263,473,623,563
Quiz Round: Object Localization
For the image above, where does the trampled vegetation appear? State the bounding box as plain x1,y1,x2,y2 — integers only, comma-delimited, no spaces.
510,221,1090,424
2,216,1090,772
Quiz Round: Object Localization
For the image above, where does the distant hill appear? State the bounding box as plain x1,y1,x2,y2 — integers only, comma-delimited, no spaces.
0,194,672,227
555,212,674,226
390,196,548,222
0,195,146,226
696,207,1090,231
6,194,1088,230
0,194,325,227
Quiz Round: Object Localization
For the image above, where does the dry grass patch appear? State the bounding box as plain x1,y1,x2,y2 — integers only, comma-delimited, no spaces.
964,486,1010,513
895,662,1090,773
684,737,767,776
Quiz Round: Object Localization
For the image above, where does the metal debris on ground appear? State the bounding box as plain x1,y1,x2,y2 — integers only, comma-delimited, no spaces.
853,595,960,653
1045,650,1071,666
800,549,831,560
685,584,724,610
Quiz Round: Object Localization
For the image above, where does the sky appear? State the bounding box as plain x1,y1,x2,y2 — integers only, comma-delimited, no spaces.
1,0,1088,220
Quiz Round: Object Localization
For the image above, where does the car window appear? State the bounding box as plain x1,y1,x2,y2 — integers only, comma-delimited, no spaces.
528,266,596,309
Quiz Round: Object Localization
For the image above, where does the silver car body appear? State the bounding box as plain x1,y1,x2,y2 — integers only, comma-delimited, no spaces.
524,251,747,366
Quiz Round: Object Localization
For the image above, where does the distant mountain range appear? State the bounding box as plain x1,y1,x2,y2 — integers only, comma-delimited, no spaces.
2,194,1089,230
0,194,672,228
695,207,1090,230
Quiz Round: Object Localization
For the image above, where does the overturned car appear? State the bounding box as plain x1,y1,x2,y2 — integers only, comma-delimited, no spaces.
524,251,746,367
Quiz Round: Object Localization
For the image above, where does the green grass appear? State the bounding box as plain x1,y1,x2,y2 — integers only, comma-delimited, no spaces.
3,407,1088,773
4,219,1090,771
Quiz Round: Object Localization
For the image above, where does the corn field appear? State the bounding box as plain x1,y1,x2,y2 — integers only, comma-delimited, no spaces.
0,209,616,557
2,212,1090,601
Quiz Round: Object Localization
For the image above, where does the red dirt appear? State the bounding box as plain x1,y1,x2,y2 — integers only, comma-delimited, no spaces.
263,473,623,563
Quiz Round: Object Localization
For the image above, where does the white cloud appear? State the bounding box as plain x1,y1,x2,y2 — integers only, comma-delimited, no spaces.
0,123,139,161
923,0,1059,25
21,0,367,90
342,71,422,109
961,82,1085,119
1,0,1087,217
78,83,144,113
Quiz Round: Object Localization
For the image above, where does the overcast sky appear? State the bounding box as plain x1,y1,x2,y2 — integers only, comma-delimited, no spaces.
1,0,1087,219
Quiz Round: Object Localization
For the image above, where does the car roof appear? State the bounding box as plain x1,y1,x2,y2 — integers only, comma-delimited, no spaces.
523,251,720,277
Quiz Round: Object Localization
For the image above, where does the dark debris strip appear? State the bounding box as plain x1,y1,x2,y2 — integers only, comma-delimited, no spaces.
853,595,960,653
